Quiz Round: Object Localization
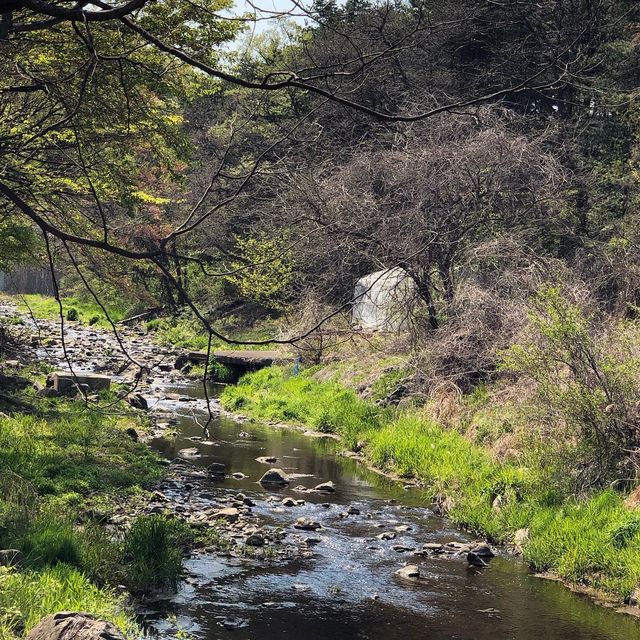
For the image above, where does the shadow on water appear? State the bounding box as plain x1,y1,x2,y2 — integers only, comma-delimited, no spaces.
143,382,640,640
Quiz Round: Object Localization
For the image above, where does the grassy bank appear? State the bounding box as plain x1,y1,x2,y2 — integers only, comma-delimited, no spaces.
220,366,640,603
16,294,126,328
0,379,189,638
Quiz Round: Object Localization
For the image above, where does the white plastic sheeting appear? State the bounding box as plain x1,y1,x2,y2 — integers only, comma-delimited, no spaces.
351,268,416,331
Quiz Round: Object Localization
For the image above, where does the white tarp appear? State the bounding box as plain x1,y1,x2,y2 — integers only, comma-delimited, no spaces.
351,268,416,331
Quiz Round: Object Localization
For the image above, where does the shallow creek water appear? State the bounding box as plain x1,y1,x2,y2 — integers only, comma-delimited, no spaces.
141,382,640,640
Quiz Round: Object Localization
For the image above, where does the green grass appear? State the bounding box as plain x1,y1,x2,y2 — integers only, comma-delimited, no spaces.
146,315,284,353
220,365,640,603
123,515,192,593
18,294,126,328
221,366,383,447
0,565,136,640
0,406,163,496
0,391,183,637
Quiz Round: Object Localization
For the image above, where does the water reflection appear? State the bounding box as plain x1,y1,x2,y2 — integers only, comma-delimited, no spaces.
144,383,640,640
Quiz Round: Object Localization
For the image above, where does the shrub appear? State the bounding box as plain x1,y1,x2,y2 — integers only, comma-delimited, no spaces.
66,308,79,321
502,286,640,491
88,315,100,326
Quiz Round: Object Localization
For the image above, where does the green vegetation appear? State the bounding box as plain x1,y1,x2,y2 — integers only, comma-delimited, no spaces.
220,361,640,602
123,515,192,593
145,314,282,354
0,565,136,640
0,390,187,638
18,294,126,328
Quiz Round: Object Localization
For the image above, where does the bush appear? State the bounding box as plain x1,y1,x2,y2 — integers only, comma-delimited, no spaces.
122,515,191,593
502,286,640,491
88,315,100,326
66,308,79,321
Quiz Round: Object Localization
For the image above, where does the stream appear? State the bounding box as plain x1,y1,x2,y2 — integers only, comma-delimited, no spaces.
2,298,639,640
142,381,640,640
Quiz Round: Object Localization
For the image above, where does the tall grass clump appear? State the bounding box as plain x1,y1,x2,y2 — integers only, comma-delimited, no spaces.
524,491,640,597
122,515,191,593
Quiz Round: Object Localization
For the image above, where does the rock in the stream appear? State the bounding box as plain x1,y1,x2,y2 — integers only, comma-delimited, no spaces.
0,549,23,567
25,613,125,640
471,543,495,558
212,508,240,523
245,533,265,546
259,468,290,486
313,481,336,493
256,456,278,464
393,544,415,553
377,531,396,541
294,518,321,531
282,497,297,507
347,506,360,515
467,551,488,568
207,462,226,478
395,524,412,533
178,447,201,459
232,472,246,479
395,565,421,580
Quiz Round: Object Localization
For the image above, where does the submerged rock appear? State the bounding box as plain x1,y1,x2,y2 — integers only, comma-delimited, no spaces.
259,468,290,485
256,456,278,464
178,447,201,459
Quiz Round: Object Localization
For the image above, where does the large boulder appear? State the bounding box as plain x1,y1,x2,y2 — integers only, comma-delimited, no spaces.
51,372,111,393
25,612,125,640
0,549,23,567
207,462,226,478
259,468,290,486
